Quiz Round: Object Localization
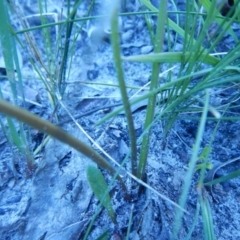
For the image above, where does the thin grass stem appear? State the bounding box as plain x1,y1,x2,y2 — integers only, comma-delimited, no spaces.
110,2,137,176
137,0,167,179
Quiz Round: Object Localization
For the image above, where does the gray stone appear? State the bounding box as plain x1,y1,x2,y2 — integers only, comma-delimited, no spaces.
141,45,153,54
122,30,134,43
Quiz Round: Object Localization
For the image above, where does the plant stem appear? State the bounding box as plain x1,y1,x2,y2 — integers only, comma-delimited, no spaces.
111,3,137,176
137,0,167,179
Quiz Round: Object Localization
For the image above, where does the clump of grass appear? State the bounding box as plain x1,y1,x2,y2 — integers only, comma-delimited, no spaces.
100,0,240,238
1,0,240,239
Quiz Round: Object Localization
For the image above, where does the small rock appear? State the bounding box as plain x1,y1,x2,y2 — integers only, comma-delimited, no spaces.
112,129,122,138
122,30,134,43
141,45,153,54
123,20,134,31
174,43,183,51
137,20,145,32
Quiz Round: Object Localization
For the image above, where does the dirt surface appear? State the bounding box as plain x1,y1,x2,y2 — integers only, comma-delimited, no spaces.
0,0,240,239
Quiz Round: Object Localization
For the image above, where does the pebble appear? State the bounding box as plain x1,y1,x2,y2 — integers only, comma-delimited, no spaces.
122,30,134,43
141,45,153,54
174,43,183,51
123,20,134,31
137,20,145,32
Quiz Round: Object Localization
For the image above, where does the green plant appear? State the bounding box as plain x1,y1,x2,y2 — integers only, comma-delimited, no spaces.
1,0,240,239
98,0,240,238
0,0,34,171
87,165,116,223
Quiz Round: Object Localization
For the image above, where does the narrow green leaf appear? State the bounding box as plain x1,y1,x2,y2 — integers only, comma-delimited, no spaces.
0,0,33,168
111,3,137,176
87,165,115,223
0,0,18,103
185,203,200,240
137,0,167,180
140,0,207,53
58,0,83,94
122,52,220,66
7,118,24,150
171,90,210,239
199,192,215,240
204,169,240,186
126,204,134,240
200,0,238,42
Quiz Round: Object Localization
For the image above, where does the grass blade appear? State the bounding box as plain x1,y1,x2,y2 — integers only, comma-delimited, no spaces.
0,0,34,169
204,169,240,186
110,2,137,176
0,0,18,103
200,0,237,42
122,52,220,65
140,0,206,53
137,0,167,180
171,90,210,240
57,0,83,94
87,165,116,223
199,191,215,240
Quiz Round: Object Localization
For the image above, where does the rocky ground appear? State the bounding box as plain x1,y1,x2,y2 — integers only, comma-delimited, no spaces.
0,0,240,239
